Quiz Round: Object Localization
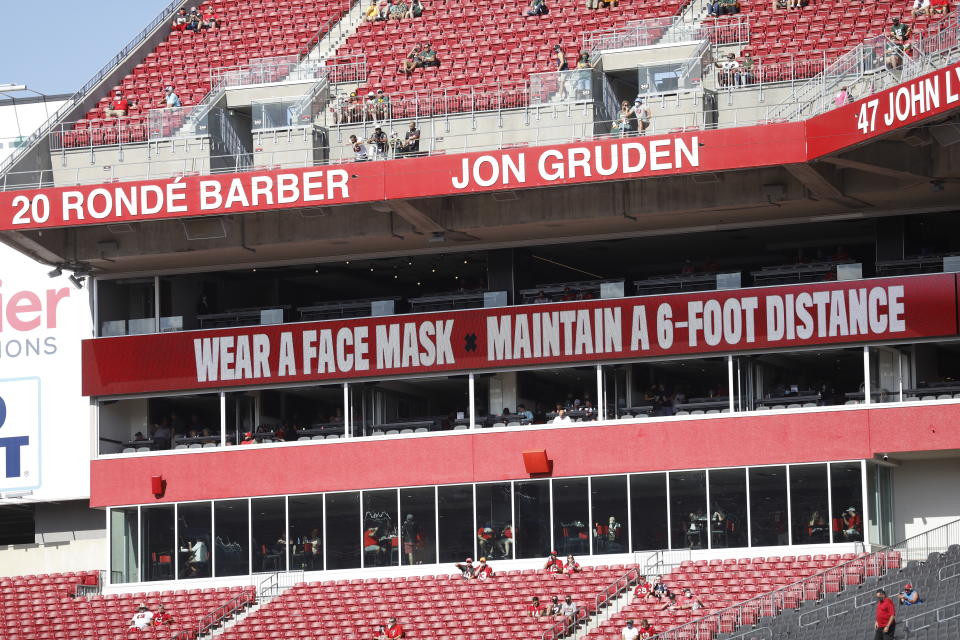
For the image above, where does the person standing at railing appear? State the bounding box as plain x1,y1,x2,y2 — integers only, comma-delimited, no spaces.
737,52,754,86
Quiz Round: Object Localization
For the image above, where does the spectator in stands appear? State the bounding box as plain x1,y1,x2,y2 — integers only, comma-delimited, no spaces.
651,576,667,599
172,8,189,30
657,590,679,611
884,42,907,70
563,554,582,574
151,422,171,450
677,588,705,610
364,0,381,21
240,432,256,445
498,524,513,557
587,0,618,8
612,100,635,136
913,0,931,17
478,525,496,556
834,86,853,107
390,0,409,20
637,619,657,639
719,0,741,14
201,9,221,29
518,404,534,421
890,18,912,43
530,597,546,617
382,617,405,639
164,86,182,108
634,575,652,599
622,619,639,640
544,550,564,573
368,127,388,159
400,121,421,155
402,44,423,74
737,52,754,86
527,0,549,15
574,52,593,98
364,527,387,565
420,42,440,69
931,0,949,14
455,557,476,579
406,0,425,17
560,595,579,631
553,45,569,71
129,604,154,631
553,408,573,424
715,53,739,86
349,135,368,160
182,536,210,577
808,511,828,542
898,583,920,606
153,604,174,626
874,589,897,639
475,557,494,579
400,514,421,565
105,91,134,118
549,596,563,615
186,7,203,31
839,506,862,541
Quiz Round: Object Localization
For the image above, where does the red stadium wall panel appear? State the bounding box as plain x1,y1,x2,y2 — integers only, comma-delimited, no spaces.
89,402,960,508
82,274,959,396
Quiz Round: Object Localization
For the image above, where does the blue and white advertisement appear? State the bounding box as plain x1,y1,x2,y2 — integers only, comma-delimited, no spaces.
0,243,92,501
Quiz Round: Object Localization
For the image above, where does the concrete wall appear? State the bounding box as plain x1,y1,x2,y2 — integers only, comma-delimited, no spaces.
254,127,326,167
892,457,960,542
0,501,106,578
51,138,211,187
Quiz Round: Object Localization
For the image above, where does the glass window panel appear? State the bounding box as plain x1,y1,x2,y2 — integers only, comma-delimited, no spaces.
475,483,513,560
438,485,474,563
251,497,286,573
326,492,361,569
591,476,628,555
669,471,707,550
749,466,788,547
515,480,550,559
364,489,399,567
630,474,668,552
831,462,864,542
140,505,175,582
177,502,212,579
552,478,589,556
708,469,747,549
289,494,324,571
790,464,829,545
400,487,436,566
214,500,249,577
110,507,139,584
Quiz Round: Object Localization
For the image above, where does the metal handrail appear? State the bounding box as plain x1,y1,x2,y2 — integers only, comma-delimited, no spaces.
651,517,960,640
172,587,257,640
0,0,187,175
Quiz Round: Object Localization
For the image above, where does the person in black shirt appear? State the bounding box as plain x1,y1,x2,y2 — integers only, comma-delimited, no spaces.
400,122,421,154
368,127,388,159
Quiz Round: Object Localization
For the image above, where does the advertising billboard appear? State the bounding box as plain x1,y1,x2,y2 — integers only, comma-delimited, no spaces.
0,243,93,501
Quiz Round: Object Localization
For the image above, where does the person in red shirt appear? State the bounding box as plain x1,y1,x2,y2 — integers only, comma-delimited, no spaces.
563,554,582,574
477,526,495,557
240,432,256,445
544,550,563,573
529,596,545,617
637,618,656,639
384,617,404,639
874,590,896,639
633,576,652,599
152,604,174,626
475,557,494,579
105,92,133,118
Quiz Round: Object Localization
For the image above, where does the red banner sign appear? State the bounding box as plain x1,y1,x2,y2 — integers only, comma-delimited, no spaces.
81,274,958,396
806,60,960,157
0,124,806,231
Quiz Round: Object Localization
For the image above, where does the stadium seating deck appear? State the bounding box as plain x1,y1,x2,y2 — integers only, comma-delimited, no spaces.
63,0,351,146
221,564,635,640
0,571,255,640
340,0,687,98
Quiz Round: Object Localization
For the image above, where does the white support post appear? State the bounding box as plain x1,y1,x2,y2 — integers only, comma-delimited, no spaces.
863,346,872,405
469,373,476,429
727,356,735,413
860,460,870,546
343,383,351,437
219,392,226,447
596,365,605,421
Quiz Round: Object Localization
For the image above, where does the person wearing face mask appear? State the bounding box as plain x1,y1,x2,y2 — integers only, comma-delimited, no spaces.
621,619,639,640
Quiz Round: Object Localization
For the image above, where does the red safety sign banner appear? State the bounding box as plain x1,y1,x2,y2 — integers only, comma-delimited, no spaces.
82,274,958,396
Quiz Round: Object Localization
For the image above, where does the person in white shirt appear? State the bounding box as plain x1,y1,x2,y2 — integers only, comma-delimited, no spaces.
622,619,640,640
128,604,154,631
553,408,572,425
182,537,209,577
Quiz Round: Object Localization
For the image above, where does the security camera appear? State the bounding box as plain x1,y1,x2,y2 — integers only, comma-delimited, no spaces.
881,454,890,461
